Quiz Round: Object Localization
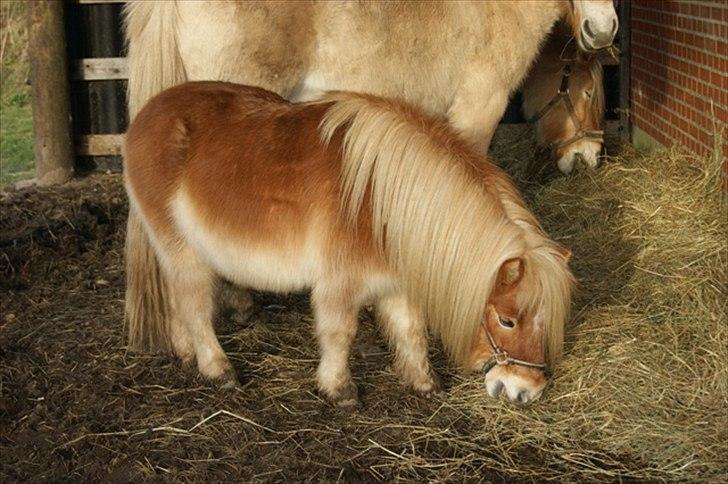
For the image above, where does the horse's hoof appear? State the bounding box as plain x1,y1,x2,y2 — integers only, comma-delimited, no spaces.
179,355,196,372
215,369,241,390
329,382,359,409
412,373,445,398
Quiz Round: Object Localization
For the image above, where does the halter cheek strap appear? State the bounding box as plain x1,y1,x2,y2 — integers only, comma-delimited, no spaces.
480,322,548,376
527,63,604,153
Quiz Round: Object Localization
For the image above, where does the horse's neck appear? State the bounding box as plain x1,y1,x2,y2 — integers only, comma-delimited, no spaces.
473,0,565,92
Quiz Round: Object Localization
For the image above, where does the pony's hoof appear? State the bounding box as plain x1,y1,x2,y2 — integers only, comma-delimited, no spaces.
412,373,445,398
216,369,240,390
329,382,360,409
179,355,196,372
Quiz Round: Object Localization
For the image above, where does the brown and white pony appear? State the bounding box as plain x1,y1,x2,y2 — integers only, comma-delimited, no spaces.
124,82,574,406
522,23,606,174
123,0,617,158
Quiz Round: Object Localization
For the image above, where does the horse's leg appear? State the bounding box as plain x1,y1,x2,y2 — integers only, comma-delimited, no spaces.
377,292,442,395
448,83,510,153
216,278,254,323
169,311,195,367
167,247,237,387
312,279,360,407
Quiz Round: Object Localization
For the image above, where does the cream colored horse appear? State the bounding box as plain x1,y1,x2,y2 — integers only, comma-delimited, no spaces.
124,0,617,158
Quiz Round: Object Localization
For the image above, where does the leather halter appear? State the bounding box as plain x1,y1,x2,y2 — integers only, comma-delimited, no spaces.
480,321,548,377
526,63,604,153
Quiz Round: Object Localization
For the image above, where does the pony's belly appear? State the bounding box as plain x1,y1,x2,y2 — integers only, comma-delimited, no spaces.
171,190,322,293
200,240,320,293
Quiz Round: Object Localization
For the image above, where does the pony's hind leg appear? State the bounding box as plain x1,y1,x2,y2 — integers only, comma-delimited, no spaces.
165,246,238,387
312,279,360,407
377,292,442,395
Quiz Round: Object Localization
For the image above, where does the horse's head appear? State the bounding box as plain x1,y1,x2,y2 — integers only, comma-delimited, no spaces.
564,0,619,52
532,58,605,174
468,250,572,405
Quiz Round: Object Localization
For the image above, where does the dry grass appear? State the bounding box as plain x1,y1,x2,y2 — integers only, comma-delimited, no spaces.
463,124,728,480
1,124,726,481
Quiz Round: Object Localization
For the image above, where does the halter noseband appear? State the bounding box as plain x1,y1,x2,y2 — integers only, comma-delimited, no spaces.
480,321,548,376
527,63,604,153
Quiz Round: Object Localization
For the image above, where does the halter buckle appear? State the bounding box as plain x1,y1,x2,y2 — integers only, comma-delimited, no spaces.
494,350,510,365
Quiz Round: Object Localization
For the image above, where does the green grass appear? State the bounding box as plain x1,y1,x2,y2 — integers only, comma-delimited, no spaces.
1,90,33,185
1,0,34,186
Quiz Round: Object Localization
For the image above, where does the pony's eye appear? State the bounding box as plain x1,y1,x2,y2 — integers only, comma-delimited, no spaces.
498,316,516,329
584,90,592,99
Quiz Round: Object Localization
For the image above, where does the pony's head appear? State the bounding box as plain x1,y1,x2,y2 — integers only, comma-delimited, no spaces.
468,247,573,405
564,0,619,52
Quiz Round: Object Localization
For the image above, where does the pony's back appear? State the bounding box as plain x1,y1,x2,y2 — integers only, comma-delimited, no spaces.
125,82,343,258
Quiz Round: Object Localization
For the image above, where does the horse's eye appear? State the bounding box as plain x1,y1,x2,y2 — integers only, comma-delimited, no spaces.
584,90,592,99
498,316,516,329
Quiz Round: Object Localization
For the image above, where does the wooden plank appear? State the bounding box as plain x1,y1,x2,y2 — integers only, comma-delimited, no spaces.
76,134,125,156
29,0,74,184
74,0,126,4
72,57,128,80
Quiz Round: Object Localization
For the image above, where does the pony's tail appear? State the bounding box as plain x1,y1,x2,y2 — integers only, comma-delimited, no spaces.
123,0,187,118
122,1,183,352
124,206,173,353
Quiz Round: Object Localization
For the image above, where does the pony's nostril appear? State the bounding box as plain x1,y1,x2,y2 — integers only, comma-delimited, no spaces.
517,390,529,405
582,19,595,39
611,18,618,36
489,380,504,398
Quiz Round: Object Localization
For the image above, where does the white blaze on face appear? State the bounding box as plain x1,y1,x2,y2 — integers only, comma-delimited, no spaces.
484,366,545,405
579,0,619,50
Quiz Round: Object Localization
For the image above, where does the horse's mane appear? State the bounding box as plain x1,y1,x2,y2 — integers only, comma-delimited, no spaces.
588,57,605,126
317,92,573,367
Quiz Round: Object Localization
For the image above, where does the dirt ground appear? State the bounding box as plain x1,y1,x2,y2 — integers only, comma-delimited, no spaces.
0,173,516,482
1,125,725,482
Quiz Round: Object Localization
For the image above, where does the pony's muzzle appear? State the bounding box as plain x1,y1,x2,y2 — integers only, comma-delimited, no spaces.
484,368,546,405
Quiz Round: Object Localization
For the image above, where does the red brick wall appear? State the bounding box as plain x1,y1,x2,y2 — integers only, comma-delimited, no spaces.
630,0,727,160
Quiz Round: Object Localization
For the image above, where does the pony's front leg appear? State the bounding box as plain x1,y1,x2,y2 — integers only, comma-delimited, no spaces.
448,82,510,153
377,293,442,395
312,280,360,407
168,249,237,388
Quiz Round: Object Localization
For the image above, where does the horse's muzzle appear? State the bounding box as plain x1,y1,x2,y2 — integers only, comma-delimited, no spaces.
580,17,618,51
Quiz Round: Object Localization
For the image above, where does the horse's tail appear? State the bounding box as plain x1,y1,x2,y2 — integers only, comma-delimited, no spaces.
123,0,186,118
122,1,184,352
124,204,173,353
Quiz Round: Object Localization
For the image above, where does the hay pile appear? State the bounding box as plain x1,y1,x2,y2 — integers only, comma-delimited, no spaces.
449,125,728,480
1,125,725,481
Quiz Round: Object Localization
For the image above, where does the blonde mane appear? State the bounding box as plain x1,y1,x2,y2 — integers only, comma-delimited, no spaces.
588,57,605,126
318,92,573,367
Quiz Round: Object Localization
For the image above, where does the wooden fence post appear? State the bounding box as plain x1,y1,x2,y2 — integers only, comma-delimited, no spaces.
27,0,74,185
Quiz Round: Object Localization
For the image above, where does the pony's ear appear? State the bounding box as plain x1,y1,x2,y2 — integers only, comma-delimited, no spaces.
497,258,524,287
555,246,572,263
